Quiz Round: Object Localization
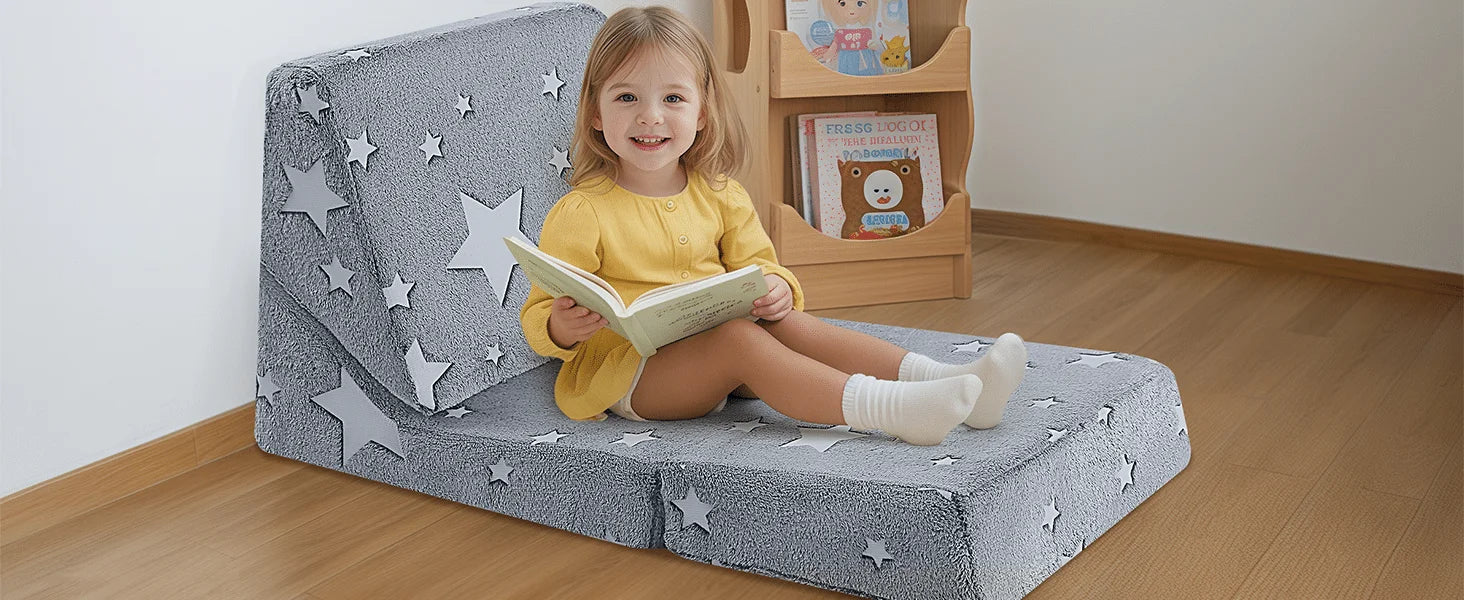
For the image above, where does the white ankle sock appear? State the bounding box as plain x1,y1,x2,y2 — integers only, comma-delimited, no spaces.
896,333,1030,429
840,373,982,446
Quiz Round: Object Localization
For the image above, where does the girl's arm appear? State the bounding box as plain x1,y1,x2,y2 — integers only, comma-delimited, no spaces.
717,179,806,312
520,194,604,361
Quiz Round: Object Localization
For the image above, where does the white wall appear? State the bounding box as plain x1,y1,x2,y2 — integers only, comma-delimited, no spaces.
970,0,1463,274
2,0,1459,498
0,0,700,498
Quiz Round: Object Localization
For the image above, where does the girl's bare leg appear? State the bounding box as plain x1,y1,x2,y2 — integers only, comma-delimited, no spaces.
629,319,849,424
756,310,907,380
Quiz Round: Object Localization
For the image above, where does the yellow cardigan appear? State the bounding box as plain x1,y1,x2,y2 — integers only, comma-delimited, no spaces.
519,171,805,421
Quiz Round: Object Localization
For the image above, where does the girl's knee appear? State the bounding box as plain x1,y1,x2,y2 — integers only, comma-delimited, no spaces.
714,318,773,345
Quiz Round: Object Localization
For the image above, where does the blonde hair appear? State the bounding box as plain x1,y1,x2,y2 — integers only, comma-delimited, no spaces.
568,6,747,192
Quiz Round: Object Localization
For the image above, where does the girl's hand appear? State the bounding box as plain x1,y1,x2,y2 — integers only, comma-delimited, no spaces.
752,274,793,321
547,296,608,349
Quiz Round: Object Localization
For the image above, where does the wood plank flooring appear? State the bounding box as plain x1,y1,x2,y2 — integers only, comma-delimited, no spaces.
3,234,1459,599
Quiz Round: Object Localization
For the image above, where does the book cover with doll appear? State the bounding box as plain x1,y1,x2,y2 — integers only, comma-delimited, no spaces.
810,113,943,240
785,0,912,75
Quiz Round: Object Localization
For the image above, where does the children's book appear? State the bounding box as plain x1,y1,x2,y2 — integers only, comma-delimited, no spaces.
792,110,878,227
809,112,944,240
785,0,913,76
503,236,768,357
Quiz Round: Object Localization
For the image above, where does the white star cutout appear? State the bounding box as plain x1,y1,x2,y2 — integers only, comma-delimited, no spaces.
1068,352,1126,368
530,430,569,445
1045,428,1070,443
951,339,990,355
455,93,473,117
672,487,714,533
381,272,414,309
611,430,660,447
931,455,960,466
319,256,355,296
862,538,894,569
280,159,349,237
917,487,953,500
1116,454,1136,491
342,48,371,61
404,338,451,411
295,85,330,123
419,132,443,164
1026,361,1036,370
1030,396,1060,409
1042,498,1061,532
728,418,768,433
444,406,471,418
256,371,282,403
549,146,571,175
1098,405,1114,427
779,425,867,452
312,367,404,460
345,128,377,170
488,457,513,484
484,343,504,368
447,188,532,306
541,66,566,99
1173,403,1188,436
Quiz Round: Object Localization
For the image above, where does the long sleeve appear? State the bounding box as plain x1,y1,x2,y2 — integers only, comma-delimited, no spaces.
520,194,603,362
717,179,805,311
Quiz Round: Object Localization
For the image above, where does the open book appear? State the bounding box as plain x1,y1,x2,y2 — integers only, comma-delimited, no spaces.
504,236,769,357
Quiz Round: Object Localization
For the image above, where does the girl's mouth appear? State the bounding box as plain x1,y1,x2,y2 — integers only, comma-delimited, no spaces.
631,137,669,150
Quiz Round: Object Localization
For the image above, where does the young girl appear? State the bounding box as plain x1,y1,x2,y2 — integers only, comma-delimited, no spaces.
519,6,1029,446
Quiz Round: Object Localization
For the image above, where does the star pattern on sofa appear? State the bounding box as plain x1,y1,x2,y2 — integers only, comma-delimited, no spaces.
541,66,565,99
779,425,867,452
280,159,349,237
311,366,403,460
319,255,356,297
488,457,514,484
672,487,714,533
404,338,452,411
381,272,414,309
1068,351,1127,368
295,84,330,123
344,128,377,170
862,538,894,569
255,371,282,406
447,188,532,306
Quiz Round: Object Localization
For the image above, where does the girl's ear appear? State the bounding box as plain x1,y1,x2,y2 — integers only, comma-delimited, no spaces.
592,114,602,131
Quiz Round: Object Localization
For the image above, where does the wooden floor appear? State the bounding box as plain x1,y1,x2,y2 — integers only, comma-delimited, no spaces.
3,234,1459,599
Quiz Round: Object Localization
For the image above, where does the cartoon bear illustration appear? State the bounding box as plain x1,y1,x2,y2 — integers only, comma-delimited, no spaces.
837,152,925,239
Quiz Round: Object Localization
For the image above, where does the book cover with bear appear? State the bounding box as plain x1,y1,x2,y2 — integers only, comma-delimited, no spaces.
810,113,943,240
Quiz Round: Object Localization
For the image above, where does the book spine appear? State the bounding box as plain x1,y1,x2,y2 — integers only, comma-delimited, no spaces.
623,317,657,358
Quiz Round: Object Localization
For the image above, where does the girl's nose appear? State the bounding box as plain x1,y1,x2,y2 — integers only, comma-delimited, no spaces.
638,108,663,125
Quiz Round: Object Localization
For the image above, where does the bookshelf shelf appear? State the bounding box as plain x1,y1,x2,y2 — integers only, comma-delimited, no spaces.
769,27,970,98
715,0,973,310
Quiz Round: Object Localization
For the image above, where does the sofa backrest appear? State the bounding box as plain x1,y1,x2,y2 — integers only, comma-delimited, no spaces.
258,2,604,413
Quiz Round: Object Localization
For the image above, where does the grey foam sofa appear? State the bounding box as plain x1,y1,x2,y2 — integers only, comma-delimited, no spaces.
252,4,1192,599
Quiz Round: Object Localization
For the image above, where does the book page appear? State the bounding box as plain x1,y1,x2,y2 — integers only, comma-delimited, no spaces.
503,237,634,342
628,265,767,351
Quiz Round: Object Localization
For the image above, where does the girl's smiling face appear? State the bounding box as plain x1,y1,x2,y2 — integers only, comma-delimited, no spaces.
592,46,706,193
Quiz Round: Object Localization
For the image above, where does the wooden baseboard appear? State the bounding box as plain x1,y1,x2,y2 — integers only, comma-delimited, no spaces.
0,402,257,546
971,208,1463,297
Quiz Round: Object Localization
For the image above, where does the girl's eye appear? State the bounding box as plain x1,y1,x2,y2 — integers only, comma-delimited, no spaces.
665,95,683,103
616,93,635,102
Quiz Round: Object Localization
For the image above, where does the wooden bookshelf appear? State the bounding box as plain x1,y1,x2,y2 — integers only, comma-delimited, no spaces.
714,0,973,310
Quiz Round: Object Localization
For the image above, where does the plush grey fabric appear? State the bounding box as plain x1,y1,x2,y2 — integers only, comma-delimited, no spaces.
255,4,1191,599
259,2,600,414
